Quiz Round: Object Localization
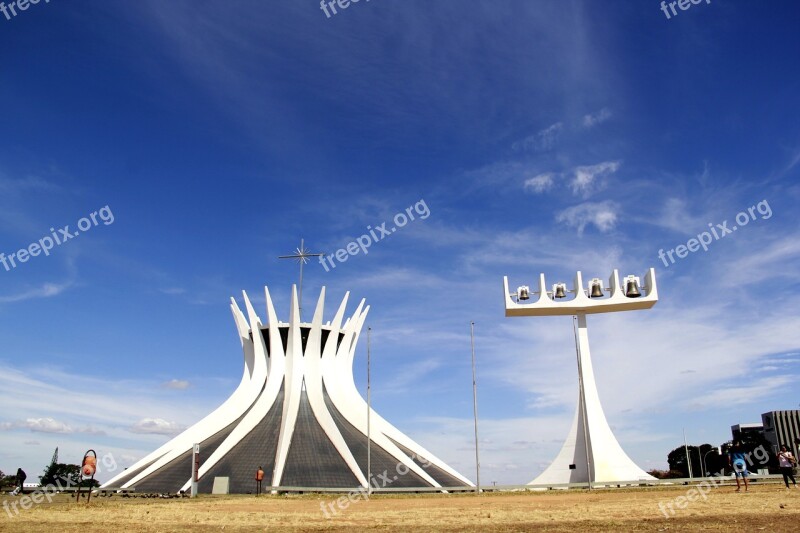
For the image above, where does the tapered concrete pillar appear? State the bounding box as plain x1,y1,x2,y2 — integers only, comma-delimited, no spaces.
530,313,652,485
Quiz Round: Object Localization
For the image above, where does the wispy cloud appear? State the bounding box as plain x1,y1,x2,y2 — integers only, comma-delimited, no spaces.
130,418,186,436
161,379,191,390
512,122,563,152
159,287,186,295
0,175,61,194
716,236,800,288
570,161,620,198
380,359,443,395
582,107,612,128
556,200,619,235
0,364,223,441
0,281,74,304
0,417,110,436
523,173,555,194
649,197,707,233
687,376,795,409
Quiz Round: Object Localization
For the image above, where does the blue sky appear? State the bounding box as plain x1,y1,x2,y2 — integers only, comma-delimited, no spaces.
1,0,798,485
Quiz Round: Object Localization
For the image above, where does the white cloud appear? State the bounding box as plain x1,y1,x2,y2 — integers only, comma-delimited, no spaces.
582,107,612,128
380,359,443,395
0,417,104,435
24,417,73,434
0,282,74,304
130,418,186,436
159,287,187,295
717,237,800,288
556,201,619,235
512,122,563,152
687,376,795,410
0,175,61,194
161,379,191,390
0,364,224,466
523,173,554,194
570,161,620,197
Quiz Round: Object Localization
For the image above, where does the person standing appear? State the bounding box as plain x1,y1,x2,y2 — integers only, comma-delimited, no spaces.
13,468,26,495
728,441,749,492
777,445,798,489
255,466,264,496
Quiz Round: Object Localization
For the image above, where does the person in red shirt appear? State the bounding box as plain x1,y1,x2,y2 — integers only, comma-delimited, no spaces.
255,466,265,496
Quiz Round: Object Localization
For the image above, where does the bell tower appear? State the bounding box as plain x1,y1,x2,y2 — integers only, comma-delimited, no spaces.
503,269,658,486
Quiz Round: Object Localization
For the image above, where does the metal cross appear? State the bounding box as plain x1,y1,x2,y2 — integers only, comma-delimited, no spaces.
278,238,324,317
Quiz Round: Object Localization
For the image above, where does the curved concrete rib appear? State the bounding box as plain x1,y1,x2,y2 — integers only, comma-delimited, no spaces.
271,286,305,487
185,287,285,490
303,288,369,487
325,306,444,488
103,302,259,489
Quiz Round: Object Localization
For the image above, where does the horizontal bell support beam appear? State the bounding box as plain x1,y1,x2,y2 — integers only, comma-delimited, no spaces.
503,268,658,317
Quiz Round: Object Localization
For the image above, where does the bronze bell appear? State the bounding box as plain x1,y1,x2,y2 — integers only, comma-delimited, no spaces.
554,284,566,299
625,279,641,298
517,286,530,301
590,282,603,298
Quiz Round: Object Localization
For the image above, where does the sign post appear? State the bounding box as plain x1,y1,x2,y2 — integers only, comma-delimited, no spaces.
191,443,200,498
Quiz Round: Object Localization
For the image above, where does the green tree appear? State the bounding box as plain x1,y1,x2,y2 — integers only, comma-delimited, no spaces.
0,470,16,489
668,445,698,477
40,463,98,488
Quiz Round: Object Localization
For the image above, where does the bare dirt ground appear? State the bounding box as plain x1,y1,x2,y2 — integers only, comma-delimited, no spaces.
2,485,799,532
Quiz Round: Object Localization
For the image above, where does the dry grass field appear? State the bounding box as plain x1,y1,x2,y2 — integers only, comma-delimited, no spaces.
1,485,799,532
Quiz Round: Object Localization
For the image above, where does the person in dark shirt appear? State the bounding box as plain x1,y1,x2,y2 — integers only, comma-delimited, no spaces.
14,468,26,495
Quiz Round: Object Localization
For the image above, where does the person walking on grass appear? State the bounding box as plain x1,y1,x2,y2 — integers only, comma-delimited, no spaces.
777,445,798,490
11,468,26,496
728,441,749,492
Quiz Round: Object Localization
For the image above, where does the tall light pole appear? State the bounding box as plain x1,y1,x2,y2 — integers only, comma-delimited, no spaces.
503,269,659,486
683,429,693,479
367,327,372,496
470,321,480,494
278,238,324,318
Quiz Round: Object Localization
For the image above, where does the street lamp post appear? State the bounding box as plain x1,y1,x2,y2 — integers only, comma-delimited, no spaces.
470,322,480,494
696,448,705,478
683,429,693,479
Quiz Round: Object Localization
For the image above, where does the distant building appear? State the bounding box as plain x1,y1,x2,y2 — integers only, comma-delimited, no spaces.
731,423,764,442
762,410,800,456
